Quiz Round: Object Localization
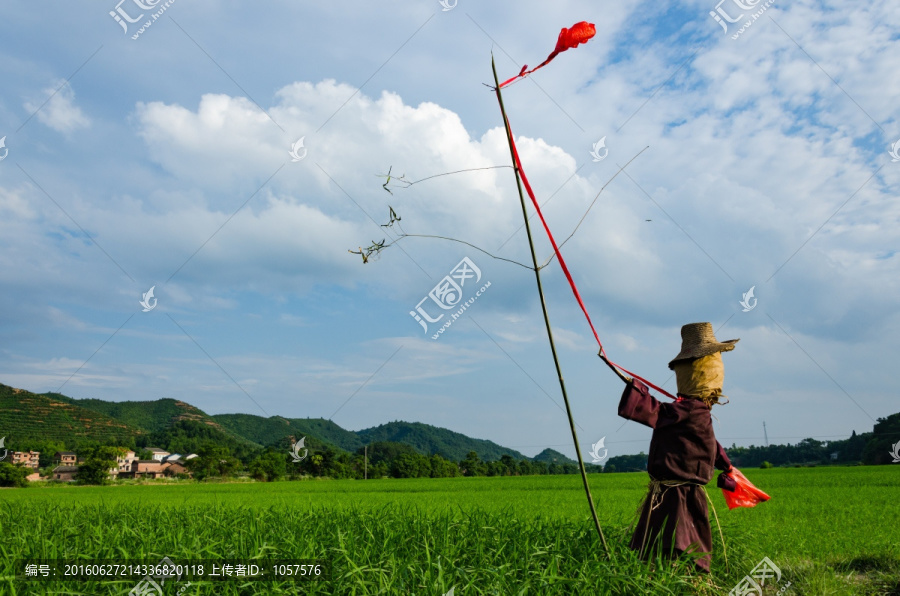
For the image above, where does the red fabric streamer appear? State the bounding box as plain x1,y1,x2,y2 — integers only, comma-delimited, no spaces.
721,468,771,509
500,21,597,88
501,115,676,400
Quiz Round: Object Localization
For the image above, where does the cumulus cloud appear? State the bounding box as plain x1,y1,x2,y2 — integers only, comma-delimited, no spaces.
16,62,899,347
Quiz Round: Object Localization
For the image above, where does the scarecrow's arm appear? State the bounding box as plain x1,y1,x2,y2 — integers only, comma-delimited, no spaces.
715,442,736,491
617,378,660,428
618,378,695,429
714,442,733,472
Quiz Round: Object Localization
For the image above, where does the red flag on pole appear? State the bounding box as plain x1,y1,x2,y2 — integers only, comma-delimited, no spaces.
500,21,597,88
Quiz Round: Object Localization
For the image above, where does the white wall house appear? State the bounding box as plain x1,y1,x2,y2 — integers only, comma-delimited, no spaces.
147,448,170,462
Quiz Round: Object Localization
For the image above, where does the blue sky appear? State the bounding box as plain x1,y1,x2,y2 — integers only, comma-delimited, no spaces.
1,0,898,461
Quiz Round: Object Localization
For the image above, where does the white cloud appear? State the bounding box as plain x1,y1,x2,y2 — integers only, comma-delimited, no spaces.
0,186,35,220
24,81,90,133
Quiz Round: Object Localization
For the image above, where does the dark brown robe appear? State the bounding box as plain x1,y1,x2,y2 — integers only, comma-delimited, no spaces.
617,378,732,572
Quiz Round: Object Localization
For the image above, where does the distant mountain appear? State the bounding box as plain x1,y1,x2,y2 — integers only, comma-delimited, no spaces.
532,448,576,465
45,393,218,434
0,383,145,446
212,414,361,453
1,383,547,463
356,421,528,463
41,392,264,459
213,415,528,463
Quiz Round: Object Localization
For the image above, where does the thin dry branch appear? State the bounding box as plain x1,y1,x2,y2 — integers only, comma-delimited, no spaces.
348,206,535,269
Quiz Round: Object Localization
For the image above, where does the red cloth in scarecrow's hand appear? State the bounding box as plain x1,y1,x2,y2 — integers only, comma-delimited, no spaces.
718,467,770,510
500,21,596,87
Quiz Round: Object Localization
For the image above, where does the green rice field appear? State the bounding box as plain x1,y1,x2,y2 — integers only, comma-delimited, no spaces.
1,466,898,595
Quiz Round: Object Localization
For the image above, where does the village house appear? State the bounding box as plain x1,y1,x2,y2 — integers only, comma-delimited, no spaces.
54,451,76,465
51,465,79,482
147,448,170,462
163,461,190,477
11,451,40,469
24,448,196,482
119,460,164,480
117,450,137,472
38,447,195,482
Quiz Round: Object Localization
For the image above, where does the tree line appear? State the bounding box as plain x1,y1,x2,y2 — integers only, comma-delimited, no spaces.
244,441,608,482
0,437,607,486
3,411,897,486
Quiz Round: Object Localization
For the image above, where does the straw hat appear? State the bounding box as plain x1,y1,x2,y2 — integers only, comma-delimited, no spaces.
668,322,739,370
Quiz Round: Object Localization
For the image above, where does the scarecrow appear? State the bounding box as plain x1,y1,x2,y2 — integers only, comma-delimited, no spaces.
354,20,770,563
616,322,739,573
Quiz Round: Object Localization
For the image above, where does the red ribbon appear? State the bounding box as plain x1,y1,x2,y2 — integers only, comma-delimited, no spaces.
500,22,597,88
500,115,676,400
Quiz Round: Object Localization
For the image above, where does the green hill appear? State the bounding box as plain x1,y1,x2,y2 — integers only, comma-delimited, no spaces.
1,383,551,465
0,386,261,461
148,419,262,462
356,421,527,463
287,418,365,452
212,414,360,452
214,415,528,463
531,448,576,465
45,393,216,434
45,392,263,454
0,383,146,448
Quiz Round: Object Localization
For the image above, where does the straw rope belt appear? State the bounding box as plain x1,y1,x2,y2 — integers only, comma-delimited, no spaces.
636,476,728,570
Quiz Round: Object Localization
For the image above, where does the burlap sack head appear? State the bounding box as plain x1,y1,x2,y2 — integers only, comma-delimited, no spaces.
672,352,727,406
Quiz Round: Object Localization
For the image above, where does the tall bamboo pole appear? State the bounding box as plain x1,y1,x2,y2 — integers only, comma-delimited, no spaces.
491,56,609,557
